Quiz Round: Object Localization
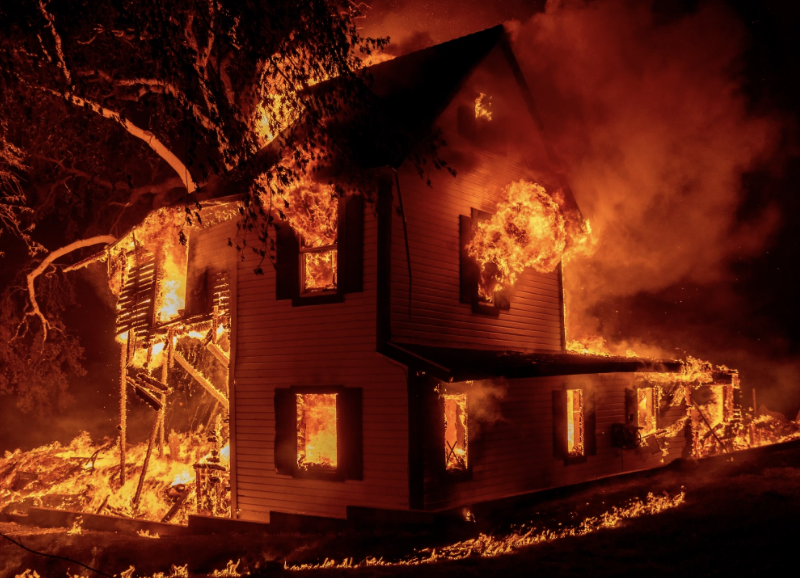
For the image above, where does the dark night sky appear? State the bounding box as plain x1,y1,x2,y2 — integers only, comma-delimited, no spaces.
1,0,799,452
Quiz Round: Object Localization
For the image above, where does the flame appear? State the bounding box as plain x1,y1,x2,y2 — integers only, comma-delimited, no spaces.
566,389,584,457
155,246,187,324
303,250,337,293
475,93,492,121
286,492,685,570
0,431,221,525
467,181,592,301
296,394,338,471
444,394,468,471
638,388,657,436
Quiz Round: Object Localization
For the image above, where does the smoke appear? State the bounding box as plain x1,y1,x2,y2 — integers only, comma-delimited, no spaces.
507,0,785,354
464,379,508,439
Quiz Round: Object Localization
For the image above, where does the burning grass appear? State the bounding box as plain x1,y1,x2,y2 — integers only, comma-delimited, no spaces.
286,491,686,570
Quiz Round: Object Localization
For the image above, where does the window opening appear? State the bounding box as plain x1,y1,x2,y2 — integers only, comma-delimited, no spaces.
296,393,338,471
637,388,656,437
444,394,468,471
567,389,584,457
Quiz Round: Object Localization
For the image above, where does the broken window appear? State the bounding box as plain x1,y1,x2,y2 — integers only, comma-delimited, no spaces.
296,393,338,471
637,387,657,437
444,394,468,471
567,389,584,457
300,234,338,294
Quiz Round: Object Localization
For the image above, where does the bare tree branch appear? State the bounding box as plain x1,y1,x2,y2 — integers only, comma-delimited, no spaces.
21,235,116,342
37,0,71,85
40,88,198,193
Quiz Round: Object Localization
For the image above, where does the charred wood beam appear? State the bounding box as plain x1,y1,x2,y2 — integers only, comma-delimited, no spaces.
132,414,161,514
173,350,229,410
137,373,168,392
135,385,163,411
206,342,229,369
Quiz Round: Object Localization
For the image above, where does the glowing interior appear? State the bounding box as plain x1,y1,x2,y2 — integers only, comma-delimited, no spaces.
302,249,337,293
638,388,656,436
444,394,468,471
296,393,338,471
567,389,584,457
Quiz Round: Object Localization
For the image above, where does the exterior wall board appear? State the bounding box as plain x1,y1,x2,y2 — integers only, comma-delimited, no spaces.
233,206,410,521
425,373,688,511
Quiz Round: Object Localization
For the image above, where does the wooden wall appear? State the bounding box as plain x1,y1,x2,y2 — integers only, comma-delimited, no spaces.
390,143,565,354
424,373,688,511
231,204,411,522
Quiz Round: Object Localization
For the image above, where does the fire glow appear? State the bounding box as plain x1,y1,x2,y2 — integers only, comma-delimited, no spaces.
444,394,468,471
566,389,584,457
467,180,591,301
297,393,338,471
287,491,686,570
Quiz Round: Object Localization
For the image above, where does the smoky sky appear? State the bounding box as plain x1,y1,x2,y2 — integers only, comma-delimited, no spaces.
364,0,800,414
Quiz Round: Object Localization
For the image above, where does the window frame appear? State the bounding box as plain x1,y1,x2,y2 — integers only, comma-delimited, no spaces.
299,235,339,297
553,384,596,466
273,385,363,482
459,209,511,317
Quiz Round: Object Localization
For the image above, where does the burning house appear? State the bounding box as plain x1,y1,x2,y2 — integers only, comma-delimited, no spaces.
4,26,766,530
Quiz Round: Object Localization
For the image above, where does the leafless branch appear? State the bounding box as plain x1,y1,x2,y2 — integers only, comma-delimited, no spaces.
37,0,72,85
39,87,198,193
19,235,117,343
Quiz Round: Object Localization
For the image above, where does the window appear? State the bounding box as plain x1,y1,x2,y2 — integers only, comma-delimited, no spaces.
459,209,510,316
553,386,596,464
444,394,468,471
566,389,584,458
300,234,337,294
274,386,362,480
637,388,657,437
276,195,363,306
296,393,338,472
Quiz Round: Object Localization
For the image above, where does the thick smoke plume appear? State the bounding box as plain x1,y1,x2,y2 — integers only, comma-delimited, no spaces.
508,0,784,356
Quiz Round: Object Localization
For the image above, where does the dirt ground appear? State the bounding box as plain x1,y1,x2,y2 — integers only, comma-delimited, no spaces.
3,442,800,578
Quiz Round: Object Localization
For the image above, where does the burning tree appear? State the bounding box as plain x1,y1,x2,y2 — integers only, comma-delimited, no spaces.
0,0,389,410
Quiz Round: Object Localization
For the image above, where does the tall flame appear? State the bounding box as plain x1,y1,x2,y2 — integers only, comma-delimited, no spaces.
467,180,592,301
297,393,338,470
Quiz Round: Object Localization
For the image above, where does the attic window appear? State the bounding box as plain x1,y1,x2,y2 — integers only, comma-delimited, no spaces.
444,394,468,471
300,234,337,294
566,389,584,458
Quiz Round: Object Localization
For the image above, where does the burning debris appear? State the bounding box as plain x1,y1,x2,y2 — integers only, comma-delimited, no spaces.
0,430,228,524
466,180,592,302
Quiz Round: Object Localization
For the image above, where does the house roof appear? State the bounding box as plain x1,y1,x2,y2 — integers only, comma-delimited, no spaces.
386,342,685,382
320,25,506,169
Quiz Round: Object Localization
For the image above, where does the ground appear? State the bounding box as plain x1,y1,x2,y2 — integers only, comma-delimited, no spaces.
3,441,800,578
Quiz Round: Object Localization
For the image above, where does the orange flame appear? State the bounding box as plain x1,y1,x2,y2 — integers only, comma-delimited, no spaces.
566,389,584,457
467,180,592,301
155,244,187,324
475,93,492,121
297,394,338,471
444,394,468,471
